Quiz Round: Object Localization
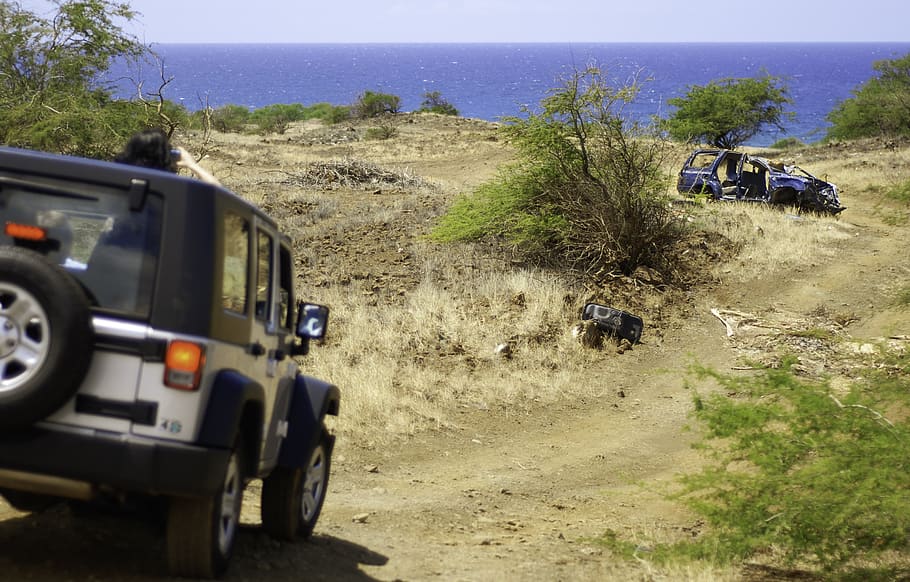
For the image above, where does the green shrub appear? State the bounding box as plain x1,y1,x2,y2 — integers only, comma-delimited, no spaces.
365,124,397,140
827,52,910,141
305,102,351,124
207,102,350,133
250,103,308,134
885,179,910,205
432,164,563,248
677,357,910,573
207,104,251,132
418,91,459,116
352,91,401,119
0,91,152,158
769,136,805,149
432,65,682,282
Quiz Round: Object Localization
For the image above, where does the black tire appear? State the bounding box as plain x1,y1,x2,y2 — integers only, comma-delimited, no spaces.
166,448,244,578
261,430,332,540
0,247,93,431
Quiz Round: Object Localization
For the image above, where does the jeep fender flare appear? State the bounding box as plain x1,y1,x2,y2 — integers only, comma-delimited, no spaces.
277,375,340,468
197,370,265,473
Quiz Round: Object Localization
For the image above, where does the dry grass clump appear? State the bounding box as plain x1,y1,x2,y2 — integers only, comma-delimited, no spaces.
307,264,618,444
687,203,855,283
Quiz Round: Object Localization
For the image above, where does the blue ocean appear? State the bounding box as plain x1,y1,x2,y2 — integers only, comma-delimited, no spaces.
108,43,910,147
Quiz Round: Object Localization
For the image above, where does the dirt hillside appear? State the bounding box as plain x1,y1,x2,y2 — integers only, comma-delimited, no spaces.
1,115,908,581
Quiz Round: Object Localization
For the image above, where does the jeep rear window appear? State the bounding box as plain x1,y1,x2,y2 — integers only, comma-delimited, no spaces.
1,186,162,317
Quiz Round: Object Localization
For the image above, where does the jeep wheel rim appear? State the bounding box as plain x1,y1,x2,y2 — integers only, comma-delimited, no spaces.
301,444,327,522
0,284,50,394
217,452,242,554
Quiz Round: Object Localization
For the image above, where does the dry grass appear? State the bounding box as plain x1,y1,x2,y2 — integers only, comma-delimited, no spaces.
689,203,856,283
308,263,617,442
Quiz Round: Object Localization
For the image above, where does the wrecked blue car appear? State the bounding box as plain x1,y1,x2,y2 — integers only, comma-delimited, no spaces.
677,149,845,215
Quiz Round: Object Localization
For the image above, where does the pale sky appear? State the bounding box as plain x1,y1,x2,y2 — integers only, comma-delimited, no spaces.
26,0,909,44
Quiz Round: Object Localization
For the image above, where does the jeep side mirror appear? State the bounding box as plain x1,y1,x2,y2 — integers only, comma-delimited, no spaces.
297,303,329,339
292,302,329,357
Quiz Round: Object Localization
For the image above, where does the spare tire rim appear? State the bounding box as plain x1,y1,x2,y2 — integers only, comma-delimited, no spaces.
0,283,50,394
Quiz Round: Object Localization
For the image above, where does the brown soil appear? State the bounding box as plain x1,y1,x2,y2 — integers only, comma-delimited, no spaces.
1,115,908,581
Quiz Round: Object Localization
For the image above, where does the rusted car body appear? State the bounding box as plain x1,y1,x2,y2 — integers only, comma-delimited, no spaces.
677,149,844,215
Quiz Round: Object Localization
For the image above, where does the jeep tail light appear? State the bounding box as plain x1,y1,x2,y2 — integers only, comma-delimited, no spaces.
165,341,205,390
5,222,46,241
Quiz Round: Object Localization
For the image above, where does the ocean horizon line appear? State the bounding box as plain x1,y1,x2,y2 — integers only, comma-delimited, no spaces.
148,40,910,47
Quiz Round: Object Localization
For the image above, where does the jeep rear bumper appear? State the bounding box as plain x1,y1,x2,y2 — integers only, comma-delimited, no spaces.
0,427,230,499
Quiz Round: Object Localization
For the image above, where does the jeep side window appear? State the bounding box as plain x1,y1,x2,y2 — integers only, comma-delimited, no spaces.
222,212,249,314
256,230,273,321
278,243,293,330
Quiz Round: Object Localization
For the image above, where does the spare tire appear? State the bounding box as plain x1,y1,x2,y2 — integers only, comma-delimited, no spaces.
0,246,93,431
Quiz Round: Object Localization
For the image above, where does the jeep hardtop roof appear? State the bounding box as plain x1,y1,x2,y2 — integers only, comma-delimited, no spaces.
0,146,290,340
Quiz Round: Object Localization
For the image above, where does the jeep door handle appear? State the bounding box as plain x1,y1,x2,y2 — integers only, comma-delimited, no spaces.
248,342,266,357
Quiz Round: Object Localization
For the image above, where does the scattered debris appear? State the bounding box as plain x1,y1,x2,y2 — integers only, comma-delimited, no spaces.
709,308,779,338
281,159,433,190
616,339,634,354
711,308,751,337
351,513,371,524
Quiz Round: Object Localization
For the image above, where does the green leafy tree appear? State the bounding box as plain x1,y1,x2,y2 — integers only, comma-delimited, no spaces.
433,66,681,281
418,91,458,116
0,0,148,156
827,52,910,140
352,90,400,119
661,75,792,149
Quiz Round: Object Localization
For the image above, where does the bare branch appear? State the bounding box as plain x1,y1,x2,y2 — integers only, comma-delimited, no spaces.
828,394,895,430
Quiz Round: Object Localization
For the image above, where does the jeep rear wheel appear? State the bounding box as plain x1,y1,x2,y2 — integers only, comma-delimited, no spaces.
0,247,93,431
166,448,244,578
261,429,333,540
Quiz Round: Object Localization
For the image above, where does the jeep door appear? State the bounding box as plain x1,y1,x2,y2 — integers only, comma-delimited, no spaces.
248,220,298,472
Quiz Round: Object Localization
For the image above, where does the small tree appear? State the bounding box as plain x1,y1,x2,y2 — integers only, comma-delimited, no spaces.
0,0,149,156
827,52,910,140
352,90,400,119
661,74,792,149
433,66,682,282
418,91,458,116
249,103,308,134
207,104,252,133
